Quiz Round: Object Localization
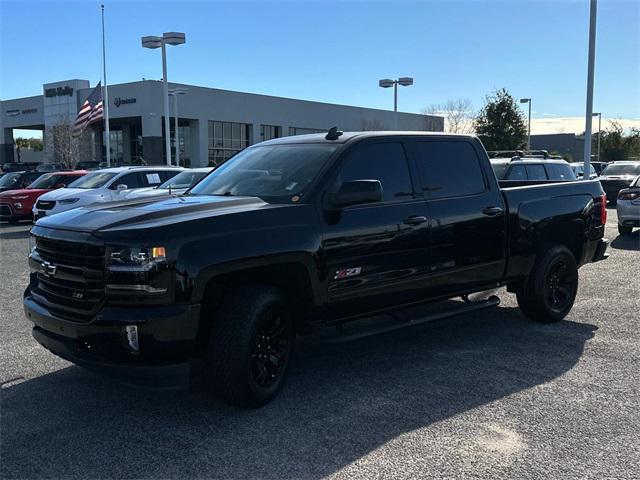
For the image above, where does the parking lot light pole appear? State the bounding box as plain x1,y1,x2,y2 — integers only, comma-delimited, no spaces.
583,0,597,180
379,77,414,130
519,98,532,150
169,88,187,166
141,32,186,166
593,112,601,161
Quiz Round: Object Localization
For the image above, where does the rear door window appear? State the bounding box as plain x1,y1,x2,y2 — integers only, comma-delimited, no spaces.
414,141,486,198
545,163,575,180
506,165,527,180
338,142,414,203
525,164,547,180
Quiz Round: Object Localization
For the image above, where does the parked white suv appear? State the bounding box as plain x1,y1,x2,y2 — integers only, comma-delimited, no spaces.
32,166,183,219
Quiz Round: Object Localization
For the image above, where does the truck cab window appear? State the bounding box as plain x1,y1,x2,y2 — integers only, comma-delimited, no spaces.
338,142,413,202
415,141,486,197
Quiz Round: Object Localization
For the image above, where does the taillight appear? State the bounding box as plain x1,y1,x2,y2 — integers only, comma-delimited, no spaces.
600,194,607,225
618,191,640,201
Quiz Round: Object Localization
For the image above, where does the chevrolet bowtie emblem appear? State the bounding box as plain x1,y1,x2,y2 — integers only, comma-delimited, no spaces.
41,261,57,277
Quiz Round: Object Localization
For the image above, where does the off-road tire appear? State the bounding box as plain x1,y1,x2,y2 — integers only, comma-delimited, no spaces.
205,285,294,408
618,225,633,235
517,245,578,323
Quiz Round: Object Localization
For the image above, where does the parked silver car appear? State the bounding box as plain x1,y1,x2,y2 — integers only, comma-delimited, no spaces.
616,175,640,235
123,167,213,200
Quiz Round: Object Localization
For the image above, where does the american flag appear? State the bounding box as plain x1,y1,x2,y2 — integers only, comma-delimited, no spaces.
73,82,103,136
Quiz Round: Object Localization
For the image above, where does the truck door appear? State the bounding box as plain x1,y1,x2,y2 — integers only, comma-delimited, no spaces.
320,140,431,317
409,138,507,297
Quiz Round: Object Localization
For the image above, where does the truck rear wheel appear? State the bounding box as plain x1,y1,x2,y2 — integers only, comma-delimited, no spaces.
516,245,578,323
205,285,294,408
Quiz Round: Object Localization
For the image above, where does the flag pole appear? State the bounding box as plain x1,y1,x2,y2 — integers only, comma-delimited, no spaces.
101,4,111,167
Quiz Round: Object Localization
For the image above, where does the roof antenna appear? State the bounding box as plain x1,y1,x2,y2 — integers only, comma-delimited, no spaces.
325,126,343,141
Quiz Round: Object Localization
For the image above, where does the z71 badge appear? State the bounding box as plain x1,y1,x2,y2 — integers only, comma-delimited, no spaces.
334,267,362,280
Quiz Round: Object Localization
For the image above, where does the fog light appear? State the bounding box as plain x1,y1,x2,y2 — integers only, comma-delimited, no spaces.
125,325,139,353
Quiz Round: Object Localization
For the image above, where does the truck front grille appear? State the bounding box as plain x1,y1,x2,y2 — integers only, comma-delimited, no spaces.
32,237,106,322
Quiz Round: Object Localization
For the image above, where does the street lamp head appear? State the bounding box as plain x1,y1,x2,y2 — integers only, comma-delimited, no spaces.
592,112,601,116
379,79,394,88
398,77,414,86
519,98,531,103
163,32,186,46
141,35,163,49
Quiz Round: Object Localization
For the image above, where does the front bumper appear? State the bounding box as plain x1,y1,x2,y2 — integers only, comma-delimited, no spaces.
24,292,201,389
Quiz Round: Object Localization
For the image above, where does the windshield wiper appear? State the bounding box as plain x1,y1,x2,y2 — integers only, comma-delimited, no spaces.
210,191,235,196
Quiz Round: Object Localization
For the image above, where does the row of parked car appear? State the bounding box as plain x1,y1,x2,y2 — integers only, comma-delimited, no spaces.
2,154,639,236
489,153,640,235
0,166,211,223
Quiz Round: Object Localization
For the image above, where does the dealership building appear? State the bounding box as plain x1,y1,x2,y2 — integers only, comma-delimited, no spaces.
1,79,443,166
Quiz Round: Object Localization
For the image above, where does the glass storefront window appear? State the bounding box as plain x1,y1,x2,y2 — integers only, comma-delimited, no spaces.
208,120,252,166
261,125,282,142
288,127,325,136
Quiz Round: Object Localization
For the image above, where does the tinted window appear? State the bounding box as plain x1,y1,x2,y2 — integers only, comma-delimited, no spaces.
506,165,527,180
415,141,485,198
111,172,142,189
339,142,413,202
22,172,42,187
545,163,575,180
526,164,547,180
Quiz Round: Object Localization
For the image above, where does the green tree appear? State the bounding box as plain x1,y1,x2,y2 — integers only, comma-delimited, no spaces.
597,121,640,161
15,137,43,151
474,88,527,150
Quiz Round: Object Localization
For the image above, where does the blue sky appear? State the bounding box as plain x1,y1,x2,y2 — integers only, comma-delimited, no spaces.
1,0,639,134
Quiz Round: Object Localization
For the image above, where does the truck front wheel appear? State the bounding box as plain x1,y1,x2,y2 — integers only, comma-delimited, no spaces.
205,285,294,408
517,245,578,323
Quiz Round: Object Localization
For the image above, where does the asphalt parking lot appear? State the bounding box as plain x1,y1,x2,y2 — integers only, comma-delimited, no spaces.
1,209,638,480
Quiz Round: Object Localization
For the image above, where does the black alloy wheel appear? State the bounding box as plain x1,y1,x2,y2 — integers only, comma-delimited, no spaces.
251,309,290,387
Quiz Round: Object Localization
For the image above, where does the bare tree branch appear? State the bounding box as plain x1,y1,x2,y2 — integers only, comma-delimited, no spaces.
423,98,474,134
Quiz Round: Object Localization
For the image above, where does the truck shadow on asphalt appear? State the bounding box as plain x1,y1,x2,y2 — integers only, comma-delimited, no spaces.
610,232,640,251
1,306,596,479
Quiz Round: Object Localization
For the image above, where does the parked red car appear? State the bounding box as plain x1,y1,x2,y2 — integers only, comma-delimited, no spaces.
0,170,87,222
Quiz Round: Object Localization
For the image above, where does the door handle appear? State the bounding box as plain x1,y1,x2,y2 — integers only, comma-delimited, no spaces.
482,206,504,216
403,215,428,226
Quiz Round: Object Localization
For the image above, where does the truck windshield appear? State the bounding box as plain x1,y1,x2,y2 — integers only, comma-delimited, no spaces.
67,171,117,189
601,164,640,176
189,144,338,201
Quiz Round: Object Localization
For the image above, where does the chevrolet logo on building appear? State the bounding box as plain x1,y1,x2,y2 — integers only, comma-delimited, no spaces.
41,261,57,277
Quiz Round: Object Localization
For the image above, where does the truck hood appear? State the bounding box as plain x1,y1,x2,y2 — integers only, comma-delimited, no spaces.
35,194,282,233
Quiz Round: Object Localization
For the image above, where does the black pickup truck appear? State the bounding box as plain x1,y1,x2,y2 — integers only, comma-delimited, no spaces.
24,131,609,407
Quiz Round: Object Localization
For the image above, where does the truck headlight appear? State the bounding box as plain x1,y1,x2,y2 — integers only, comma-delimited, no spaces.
29,234,36,256
58,198,79,204
106,246,167,271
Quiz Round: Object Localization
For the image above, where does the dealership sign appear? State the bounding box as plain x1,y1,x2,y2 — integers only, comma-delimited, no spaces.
5,108,38,117
114,97,136,107
45,86,74,97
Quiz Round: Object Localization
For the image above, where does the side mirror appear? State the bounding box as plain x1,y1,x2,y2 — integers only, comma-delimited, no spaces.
116,184,128,191
53,183,65,189
327,180,383,210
